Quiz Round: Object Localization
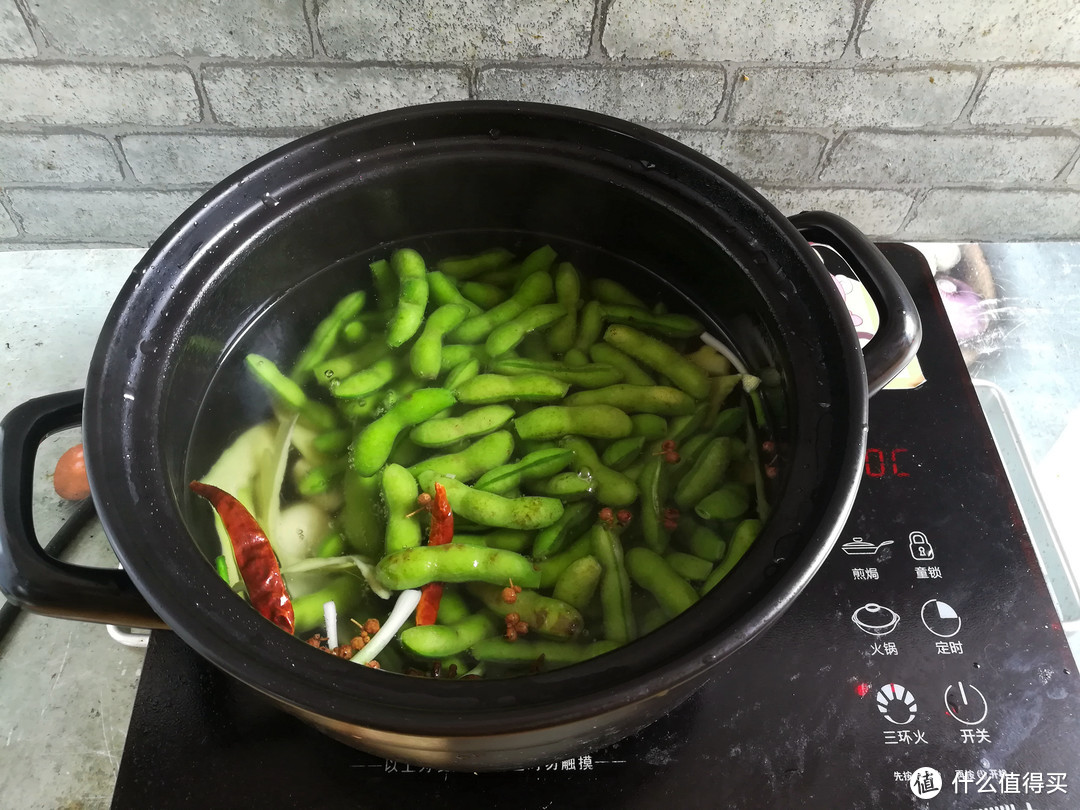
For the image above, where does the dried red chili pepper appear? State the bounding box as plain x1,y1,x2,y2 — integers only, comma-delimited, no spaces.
189,481,295,634
415,482,453,626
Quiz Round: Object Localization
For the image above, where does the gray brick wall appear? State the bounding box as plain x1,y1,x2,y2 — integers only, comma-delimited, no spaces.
1,0,1077,247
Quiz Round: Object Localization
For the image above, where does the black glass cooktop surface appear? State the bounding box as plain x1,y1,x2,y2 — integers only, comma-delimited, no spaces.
112,244,1079,809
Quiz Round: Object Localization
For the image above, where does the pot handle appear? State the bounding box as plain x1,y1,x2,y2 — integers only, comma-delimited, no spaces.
789,210,922,395
0,389,165,628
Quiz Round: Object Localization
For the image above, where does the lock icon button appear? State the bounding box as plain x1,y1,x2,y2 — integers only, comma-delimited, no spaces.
909,530,934,561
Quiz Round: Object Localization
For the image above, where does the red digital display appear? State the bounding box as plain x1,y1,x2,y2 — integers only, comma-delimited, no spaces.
864,448,910,478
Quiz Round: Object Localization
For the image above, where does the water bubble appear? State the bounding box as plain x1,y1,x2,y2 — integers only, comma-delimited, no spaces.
488,128,501,140
261,193,280,208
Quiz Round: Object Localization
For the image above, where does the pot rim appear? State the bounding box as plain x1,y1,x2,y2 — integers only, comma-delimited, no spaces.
84,100,867,737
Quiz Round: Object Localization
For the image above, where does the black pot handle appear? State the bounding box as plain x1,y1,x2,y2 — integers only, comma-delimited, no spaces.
0,389,165,628
789,211,922,395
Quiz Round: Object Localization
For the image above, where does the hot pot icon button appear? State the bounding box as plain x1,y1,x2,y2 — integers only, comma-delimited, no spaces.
851,602,900,636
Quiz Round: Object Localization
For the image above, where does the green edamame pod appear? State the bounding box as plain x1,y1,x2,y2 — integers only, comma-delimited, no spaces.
589,278,645,309
468,583,583,639
407,430,515,483
552,555,603,612
538,530,594,586
686,344,732,375
630,413,668,439
469,638,619,667
456,373,569,404
638,453,674,554
369,258,397,310
451,271,554,343
291,290,367,378
409,404,515,448
489,358,622,389
532,501,594,560
514,404,633,442
588,343,655,386
293,574,368,634
314,342,388,387
382,463,422,554
518,332,554,362
561,436,638,507
386,248,429,348
473,448,575,494
297,457,347,497
563,348,589,367
701,519,763,594
245,354,336,430
600,435,646,471
599,304,702,338
312,427,351,456
331,356,400,399
712,406,748,436
338,470,382,557
572,300,604,353
564,384,696,416
515,244,558,282
436,248,515,279
680,521,727,562
546,261,580,354
707,374,744,423
439,343,488,371
427,271,483,317
352,388,457,476
316,533,345,559
528,471,595,500
454,529,534,553
664,551,714,582
626,547,699,618
695,482,751,521
443,358,480,391
674,437,733,509
341,319,367,345
668,402,709,442
460,280,508,309
421,474,564,531
400,612,501,659
485,303,566,357
590,523,635,644
375,542,541,590
603,324,710,400
410,303,470,380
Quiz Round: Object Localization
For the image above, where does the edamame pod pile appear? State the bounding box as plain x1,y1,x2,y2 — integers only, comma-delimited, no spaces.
199,244,773,680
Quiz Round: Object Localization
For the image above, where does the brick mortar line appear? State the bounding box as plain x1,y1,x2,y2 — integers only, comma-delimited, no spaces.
5,181,1078,195
1054,143,1080,182
4,183,211,193
588,0,615,62
302,0,323,59
2,122,1074,141
6,55,1080,71
950,67,992,127
10,0,49,54
812,132,845,181
835,0,873,64
0,189,25,237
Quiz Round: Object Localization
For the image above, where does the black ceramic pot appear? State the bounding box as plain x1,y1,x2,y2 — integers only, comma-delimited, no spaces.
0,101,919,770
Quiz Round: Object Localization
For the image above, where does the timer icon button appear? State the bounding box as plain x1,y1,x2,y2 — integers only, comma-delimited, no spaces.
944,682,988,726
921,599,962,638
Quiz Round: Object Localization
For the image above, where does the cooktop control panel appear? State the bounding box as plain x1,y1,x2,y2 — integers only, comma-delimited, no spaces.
112,244,1079,810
